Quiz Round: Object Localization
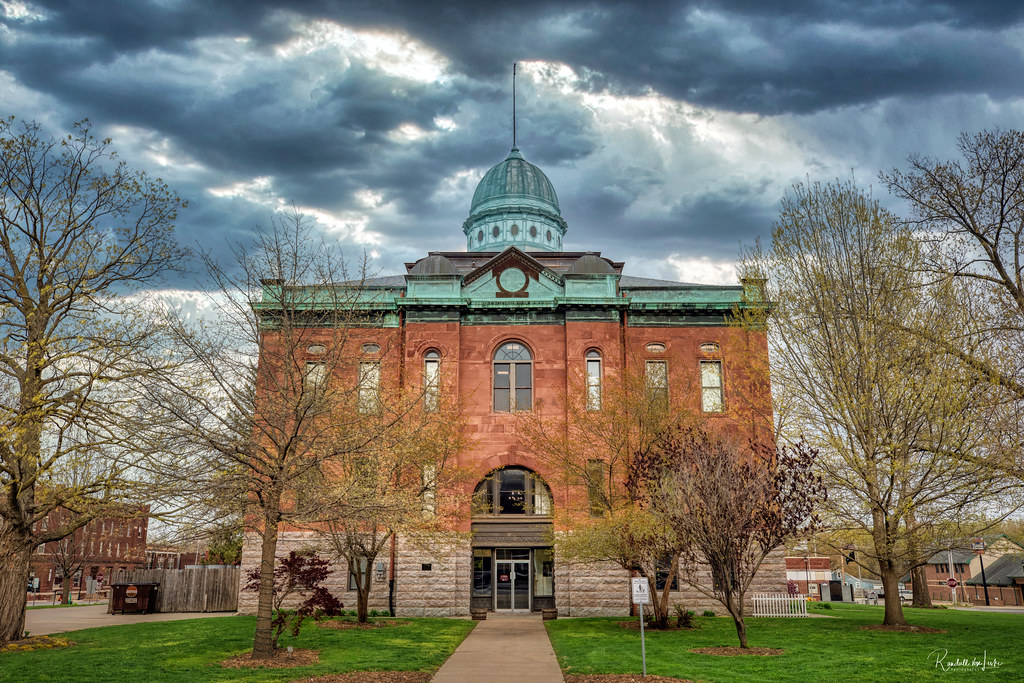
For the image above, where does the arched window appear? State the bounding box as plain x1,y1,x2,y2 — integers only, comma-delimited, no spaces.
585,349,602,411
493,342,532,412
473,467,552,516
424,350,440,412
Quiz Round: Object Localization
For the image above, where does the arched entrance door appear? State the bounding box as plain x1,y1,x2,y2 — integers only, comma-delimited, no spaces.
470,466,555,613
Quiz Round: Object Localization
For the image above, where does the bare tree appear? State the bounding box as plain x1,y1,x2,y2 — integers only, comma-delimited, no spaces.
740,178,1020,626
0,117,185,643
146,212,427,658
884,128,1024,481
318,383,469,623
650,428,825,648
516,353,701,628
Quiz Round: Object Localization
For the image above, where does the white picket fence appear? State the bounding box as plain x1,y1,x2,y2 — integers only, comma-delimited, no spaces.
751,592,808,617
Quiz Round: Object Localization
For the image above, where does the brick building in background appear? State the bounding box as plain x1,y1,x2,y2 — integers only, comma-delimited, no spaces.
28,508,148,595
784,556,832,598
239,144,780,616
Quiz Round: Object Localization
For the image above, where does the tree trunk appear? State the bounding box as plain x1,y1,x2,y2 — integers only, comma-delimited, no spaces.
733,613,748,648
0,537,32,644
879,567,908,626
61,576,72,605
252,501,281,659
911,565,932,607
357,579,369,623
724,602,749,651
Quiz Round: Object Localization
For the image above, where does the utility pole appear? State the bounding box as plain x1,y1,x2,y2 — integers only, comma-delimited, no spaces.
947,549,956,605
978,554,991,606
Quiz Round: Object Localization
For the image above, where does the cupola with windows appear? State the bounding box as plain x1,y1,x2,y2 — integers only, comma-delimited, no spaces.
462,147,568,253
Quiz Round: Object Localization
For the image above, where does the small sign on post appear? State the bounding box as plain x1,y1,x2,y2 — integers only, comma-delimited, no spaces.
631,578,649,677
947,577,958,589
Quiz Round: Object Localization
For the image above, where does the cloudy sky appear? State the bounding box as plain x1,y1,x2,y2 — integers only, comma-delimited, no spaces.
2,0,1023,286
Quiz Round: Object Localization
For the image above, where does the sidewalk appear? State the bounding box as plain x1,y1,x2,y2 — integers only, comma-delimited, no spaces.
25,604,233,636
432,614,563,682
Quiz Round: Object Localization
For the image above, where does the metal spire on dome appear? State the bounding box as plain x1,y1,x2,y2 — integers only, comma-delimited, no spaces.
512,62,517,149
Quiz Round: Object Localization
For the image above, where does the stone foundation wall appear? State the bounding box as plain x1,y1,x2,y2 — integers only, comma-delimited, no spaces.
237,531,390,615
238,532,788,617
392,535,472,616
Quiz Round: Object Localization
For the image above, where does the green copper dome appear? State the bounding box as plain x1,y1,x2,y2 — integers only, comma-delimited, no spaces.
470,147,560,213
463,147,568,253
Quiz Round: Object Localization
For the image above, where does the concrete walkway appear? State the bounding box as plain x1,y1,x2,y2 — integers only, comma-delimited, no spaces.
25,604,233,636
432,614,563,682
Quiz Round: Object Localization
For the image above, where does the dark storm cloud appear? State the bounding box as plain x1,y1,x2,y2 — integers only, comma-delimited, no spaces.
10,1,1024,116
2,0,1023,284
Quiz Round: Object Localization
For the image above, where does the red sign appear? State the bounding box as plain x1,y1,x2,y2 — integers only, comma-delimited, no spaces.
126,585,138,598
947,578,958,588
499,574,509,582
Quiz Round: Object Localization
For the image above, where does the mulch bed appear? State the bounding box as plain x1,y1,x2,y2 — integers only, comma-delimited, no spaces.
294,674,431,683
565,676,695,682
0,635,73,653
221,649,319,669
689,646,785,656
859,624,946,634
319,619,411,630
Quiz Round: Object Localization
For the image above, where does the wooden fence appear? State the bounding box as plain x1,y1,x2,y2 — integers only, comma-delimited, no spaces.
751,592,808,617
112,567,240,612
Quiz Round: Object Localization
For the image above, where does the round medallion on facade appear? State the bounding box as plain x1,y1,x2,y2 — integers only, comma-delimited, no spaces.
511,224,519,237
498,267,528,292
530,225,537,238
478,229,483,242
492,225,500,238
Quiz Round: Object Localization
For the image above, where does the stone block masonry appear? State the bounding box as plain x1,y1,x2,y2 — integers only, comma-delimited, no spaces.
238,533,787,616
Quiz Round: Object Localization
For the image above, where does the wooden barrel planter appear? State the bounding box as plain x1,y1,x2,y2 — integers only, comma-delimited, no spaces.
471,609,488,620
541,608,558,620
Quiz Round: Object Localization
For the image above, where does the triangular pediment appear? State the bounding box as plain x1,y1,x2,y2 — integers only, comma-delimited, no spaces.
462,246,564,300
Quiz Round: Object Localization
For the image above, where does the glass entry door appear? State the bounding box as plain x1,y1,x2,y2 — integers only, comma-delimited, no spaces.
495,549,531,611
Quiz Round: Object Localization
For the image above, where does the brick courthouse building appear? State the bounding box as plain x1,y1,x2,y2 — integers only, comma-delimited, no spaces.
239,145,782,616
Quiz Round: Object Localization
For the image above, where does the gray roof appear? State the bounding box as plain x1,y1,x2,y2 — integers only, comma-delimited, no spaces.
924,549,976,565
965,554,1024,586
618,275,705,288
357,274,407,287
354,272,733,290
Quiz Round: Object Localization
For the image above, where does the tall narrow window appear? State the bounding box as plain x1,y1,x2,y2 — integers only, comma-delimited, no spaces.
700,360,723,412
421,464,437,517
304,362,326,397
473,549,492,596
587,459,606,517
646,360,668,407
348,557,369,590
493,342,532,412
358,362,381,413
424,350,440,412
585,350,602,410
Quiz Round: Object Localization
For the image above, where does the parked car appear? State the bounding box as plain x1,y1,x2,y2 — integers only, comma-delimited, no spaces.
875,588,914,603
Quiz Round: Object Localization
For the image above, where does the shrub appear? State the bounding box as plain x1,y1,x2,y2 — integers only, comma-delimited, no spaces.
702,610,715,617
244,552,344,648
673,604,696,629
369,609,379,617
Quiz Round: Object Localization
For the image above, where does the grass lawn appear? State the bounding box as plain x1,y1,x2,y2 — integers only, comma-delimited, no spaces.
547,603,1019,682
0,615,475,682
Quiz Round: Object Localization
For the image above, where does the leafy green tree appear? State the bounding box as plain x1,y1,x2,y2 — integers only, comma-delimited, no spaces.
740,179,1019,626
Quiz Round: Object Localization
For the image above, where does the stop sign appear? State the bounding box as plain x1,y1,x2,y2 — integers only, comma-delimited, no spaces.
947,577,958,588
126,585,138,598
